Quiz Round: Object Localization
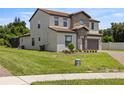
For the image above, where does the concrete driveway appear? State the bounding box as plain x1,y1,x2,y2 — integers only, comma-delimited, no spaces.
105,51,124,65
0,65,12,77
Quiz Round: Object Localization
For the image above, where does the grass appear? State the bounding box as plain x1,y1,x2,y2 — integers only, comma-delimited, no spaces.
0,46,124,76
31,79,124,85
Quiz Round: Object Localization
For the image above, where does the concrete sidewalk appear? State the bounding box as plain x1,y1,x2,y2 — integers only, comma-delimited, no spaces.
1,73,124,85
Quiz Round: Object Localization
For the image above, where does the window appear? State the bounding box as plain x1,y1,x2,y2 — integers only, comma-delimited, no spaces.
63,18,67,27
38,24,40,29
38,37,40,41
32,38,35,46
91,22,94,30
38,21,40,29
65,35,72,46
54,16,59,26
80,19,85,25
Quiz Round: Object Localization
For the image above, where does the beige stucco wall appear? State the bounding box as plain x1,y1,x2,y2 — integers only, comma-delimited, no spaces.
46,28,57,51
19,9,74,52
89,22,99,31
56,32,76,51
89,22,99,34
49,15,71,28
28,10,50,50
19,36,31,49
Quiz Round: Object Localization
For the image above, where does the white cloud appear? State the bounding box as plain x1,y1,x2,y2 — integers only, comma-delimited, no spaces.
20,12,33,15
112,13,124,17
21,15,30,19
20,11,33,20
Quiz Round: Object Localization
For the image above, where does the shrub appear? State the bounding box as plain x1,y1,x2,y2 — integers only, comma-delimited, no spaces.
95,50,97,53
84,50,87,53
74,49,79,53
78,49,82,52
92,50,95,53
89,50,91,53
86,50,89,53
67,43,75,52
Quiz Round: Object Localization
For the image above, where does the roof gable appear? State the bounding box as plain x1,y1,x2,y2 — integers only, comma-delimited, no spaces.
39,8,70,17
70,11,91,18
29,8,70,21
29,8,99,23
29,9,39,21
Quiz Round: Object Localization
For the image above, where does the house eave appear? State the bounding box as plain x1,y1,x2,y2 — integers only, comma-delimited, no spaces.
87,33,103,37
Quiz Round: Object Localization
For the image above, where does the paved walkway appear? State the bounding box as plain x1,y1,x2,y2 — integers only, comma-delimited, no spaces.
0,65,12,77
105,51,124,65
1,73,124,85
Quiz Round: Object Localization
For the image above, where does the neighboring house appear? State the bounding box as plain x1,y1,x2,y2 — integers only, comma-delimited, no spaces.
19,8,102,52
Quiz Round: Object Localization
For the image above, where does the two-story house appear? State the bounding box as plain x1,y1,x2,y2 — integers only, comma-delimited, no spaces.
19,8,102,52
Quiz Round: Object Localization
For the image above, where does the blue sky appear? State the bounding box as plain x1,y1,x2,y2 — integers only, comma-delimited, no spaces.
0,8,124,29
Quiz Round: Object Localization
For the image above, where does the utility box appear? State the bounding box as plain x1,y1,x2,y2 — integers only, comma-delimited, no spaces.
75,59,81,66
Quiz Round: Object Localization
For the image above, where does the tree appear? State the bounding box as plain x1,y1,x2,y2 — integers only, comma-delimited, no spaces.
111,22,124,42
100,22,124,42
14,17,18,23
17,17,20,23
100,28,113,42
0,17,29,46
102,36,113,42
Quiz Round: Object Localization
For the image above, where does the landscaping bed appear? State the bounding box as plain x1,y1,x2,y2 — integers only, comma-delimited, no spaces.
0,46,124,76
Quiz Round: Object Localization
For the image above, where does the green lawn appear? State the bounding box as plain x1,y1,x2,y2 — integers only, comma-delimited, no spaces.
31,79,124,85
0,46,124,76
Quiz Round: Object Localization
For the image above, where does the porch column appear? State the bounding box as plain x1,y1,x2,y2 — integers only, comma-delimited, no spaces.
80,38,83,50
84,36,87,50
77,38,82,50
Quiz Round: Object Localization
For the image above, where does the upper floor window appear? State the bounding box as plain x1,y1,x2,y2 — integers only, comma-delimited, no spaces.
38,24,40,29
54,16,59,26
80,19,85,25
63,18,67,27
91,22,94,30
38,21,40,29
65,35,72,46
